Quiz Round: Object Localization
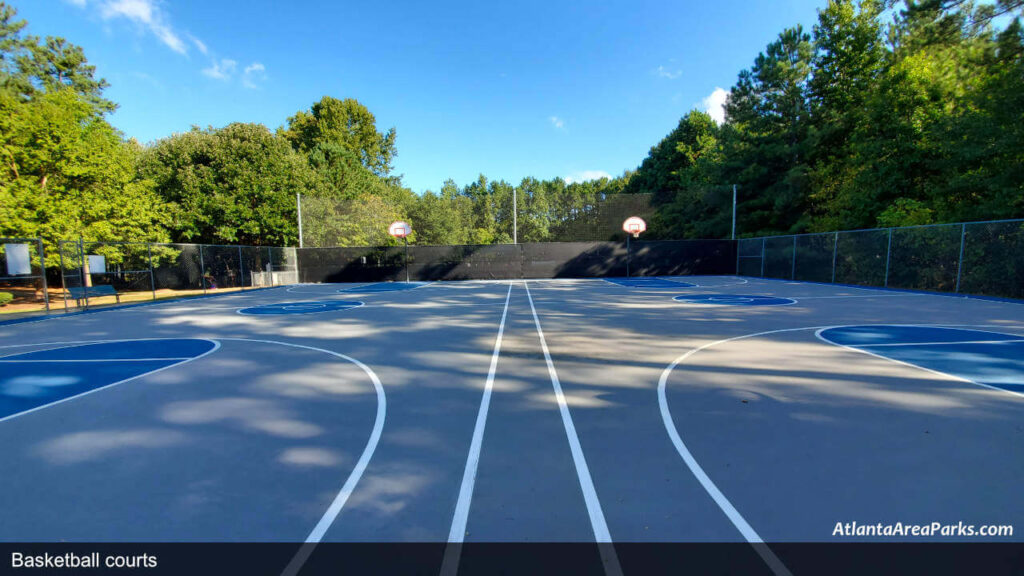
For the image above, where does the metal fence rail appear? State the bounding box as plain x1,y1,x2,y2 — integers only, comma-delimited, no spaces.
738,219,1024,300
5,217,1023,317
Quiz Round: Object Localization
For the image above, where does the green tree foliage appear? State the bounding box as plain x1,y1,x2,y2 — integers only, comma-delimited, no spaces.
282,96,397,179
4,0,1024,256
138,123,312,246
627,0,1023,238
0,4,164,253
0,4,114,112
722,25,815,235
0,89,168,248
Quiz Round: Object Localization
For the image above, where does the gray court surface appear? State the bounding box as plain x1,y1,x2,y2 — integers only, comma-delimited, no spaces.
1,277,1022,571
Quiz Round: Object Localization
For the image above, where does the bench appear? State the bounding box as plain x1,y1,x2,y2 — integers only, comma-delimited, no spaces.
66,284,121,306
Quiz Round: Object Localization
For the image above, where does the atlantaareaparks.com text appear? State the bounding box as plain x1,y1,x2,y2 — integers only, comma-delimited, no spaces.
833,521,1014,537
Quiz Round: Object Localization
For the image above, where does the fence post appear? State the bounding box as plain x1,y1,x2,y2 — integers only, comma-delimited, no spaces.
199,244,207,295
831,232,839,284
59,242,68,312
37,238,50,312
884,228,893,288
735,240,741,276
147,243,156,301
955,223,966,293
760,237,766,278
297,193,304,249
268,247,274,287
791,236,797,280
78,237,88,308
238,245,244,290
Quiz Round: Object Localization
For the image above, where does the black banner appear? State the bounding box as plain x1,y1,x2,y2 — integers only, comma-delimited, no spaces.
297,240,737,283
2,543,1021,575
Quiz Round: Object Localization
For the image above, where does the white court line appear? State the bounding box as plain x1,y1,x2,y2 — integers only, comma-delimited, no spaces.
659,322,1024,575
0,339,221,424
854,339,1024,347
0,357,192,363
659,327,810,576
338,282,434,293
0,336,387,558
248,338,385,576
524,281,622,576
447,282,514,541
794,293,928,300
286,283,371,295
235,301,364,316
439,283,514,576
815,326,1024,399
673,295,799,307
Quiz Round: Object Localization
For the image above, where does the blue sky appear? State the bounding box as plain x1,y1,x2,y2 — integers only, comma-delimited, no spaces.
15,0,829,193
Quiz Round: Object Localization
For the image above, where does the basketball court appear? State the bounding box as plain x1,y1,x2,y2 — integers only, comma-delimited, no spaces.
1,271,1021,574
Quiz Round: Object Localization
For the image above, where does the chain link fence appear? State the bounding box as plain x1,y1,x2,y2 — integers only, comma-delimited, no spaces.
298,192,658,248
5,217,1023,318
738,219,1024,300
52,240,297,312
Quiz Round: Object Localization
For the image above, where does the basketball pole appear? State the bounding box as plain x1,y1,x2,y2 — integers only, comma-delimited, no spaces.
626,233,631,278
513,186,517,244
296,193,304,248
731,184,737,240
404,236,410,283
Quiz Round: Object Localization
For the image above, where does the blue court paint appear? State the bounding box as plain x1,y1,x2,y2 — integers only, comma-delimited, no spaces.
819,326,1024,393
0,339,217,420
604,277,696,288
339,282,427,293
673,294,795,306
820,326,1021,347
237,300,363,315
11,339,215,361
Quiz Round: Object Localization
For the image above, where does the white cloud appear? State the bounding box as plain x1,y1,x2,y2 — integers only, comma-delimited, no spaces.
98,0,187,54
202,59,237,80
188,34,208,55
67,0,264,89
655,65,681,80
564,170,613,184
242,62,267,89
549,116,565,129
702,87,729,125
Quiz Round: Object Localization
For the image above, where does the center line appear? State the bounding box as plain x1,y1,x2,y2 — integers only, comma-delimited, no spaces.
440,282,514,576
524,281,622,576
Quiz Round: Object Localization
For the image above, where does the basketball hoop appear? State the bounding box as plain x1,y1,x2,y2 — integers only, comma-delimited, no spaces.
388,221,411,239
388,221,413,282
622,216,646,239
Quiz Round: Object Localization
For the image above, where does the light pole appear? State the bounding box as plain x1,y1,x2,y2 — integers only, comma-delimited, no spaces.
296,193,304,248
731,184,737,240
513,187,518,244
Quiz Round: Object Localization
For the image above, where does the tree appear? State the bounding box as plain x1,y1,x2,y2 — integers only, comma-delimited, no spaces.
807,0,887,230
722,26,815,236
0,88,167,251
139,123,313,246
282,96,397,178
0,4,114,112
